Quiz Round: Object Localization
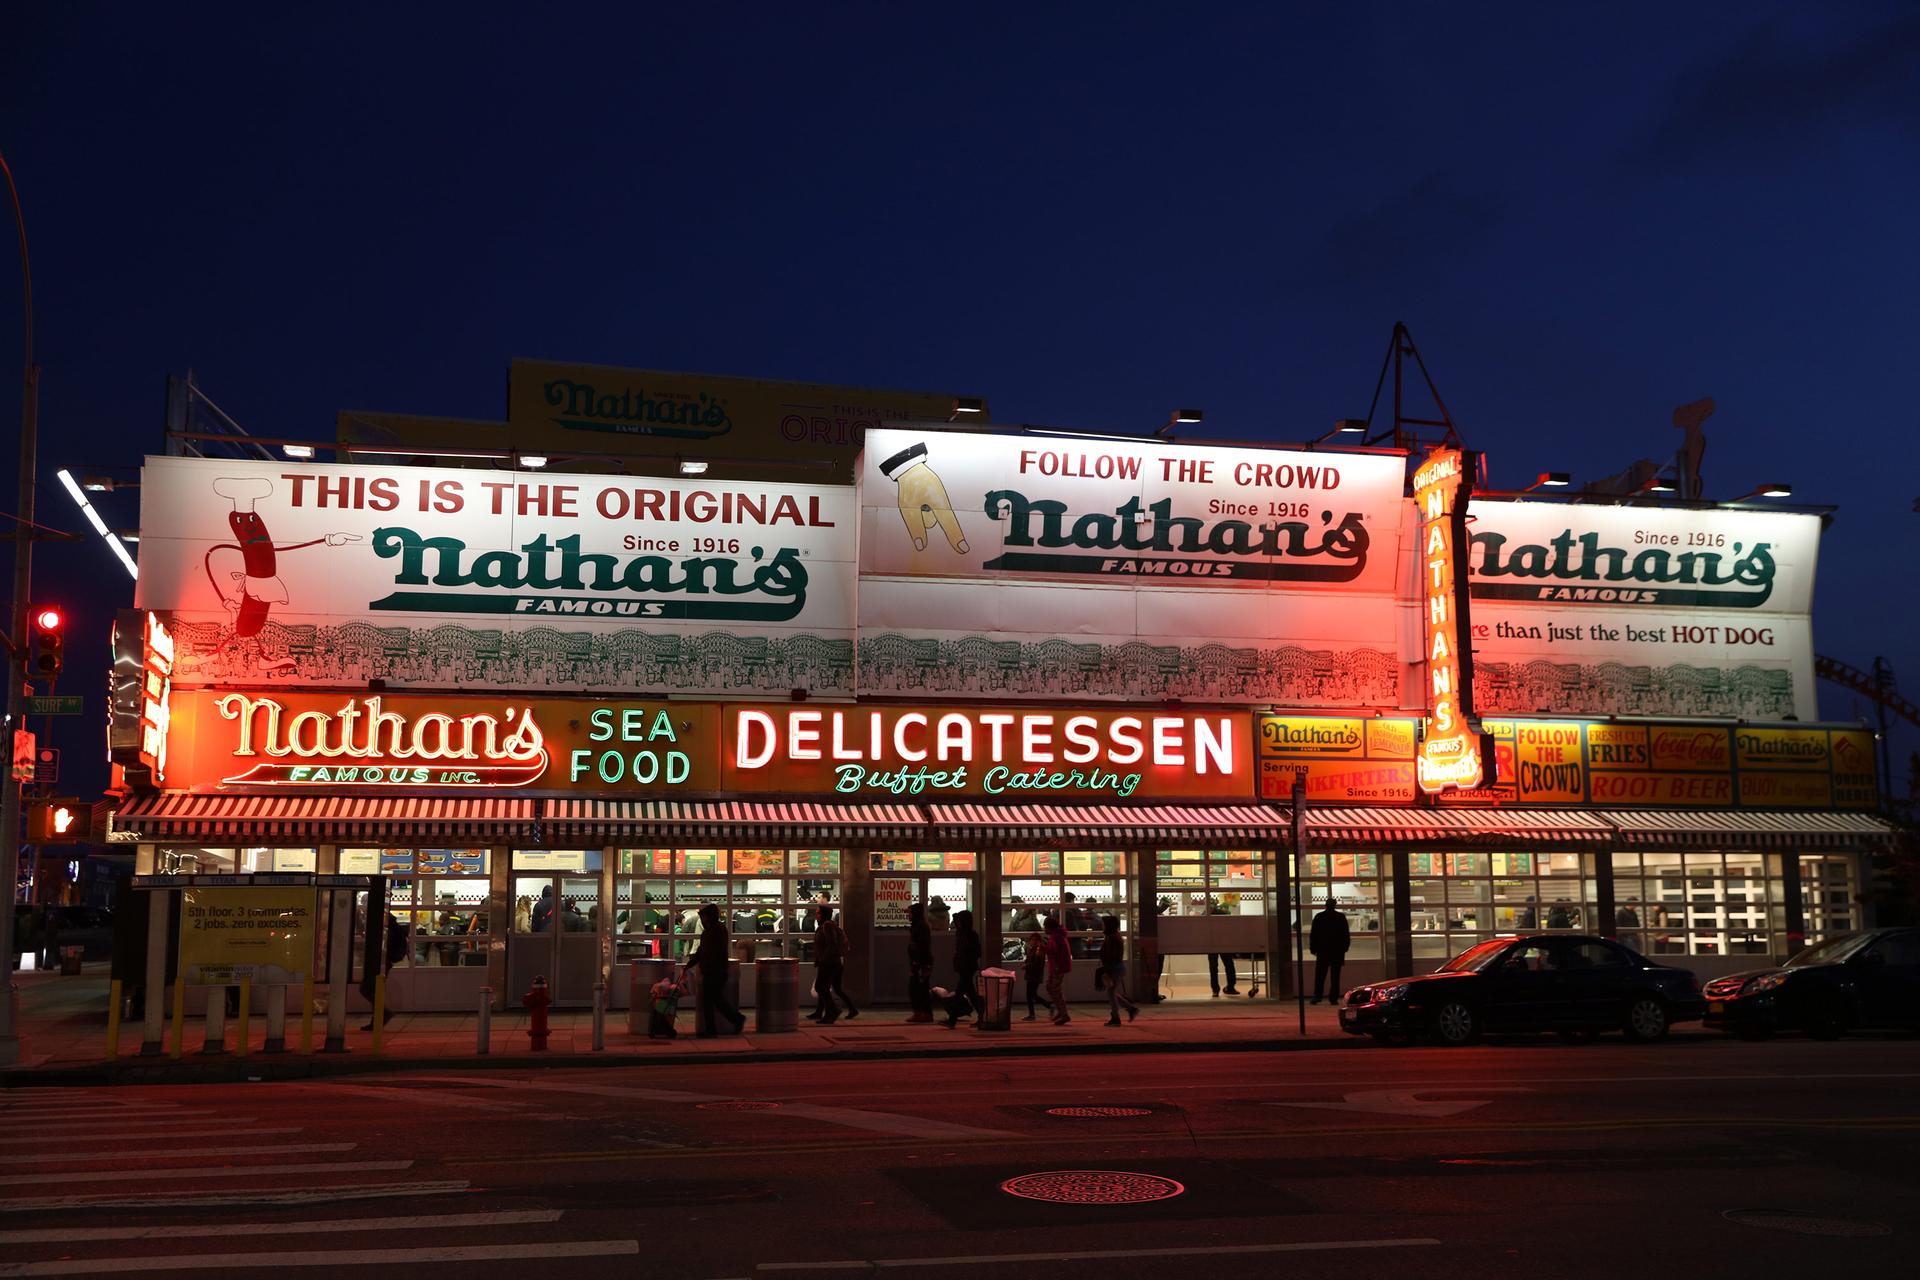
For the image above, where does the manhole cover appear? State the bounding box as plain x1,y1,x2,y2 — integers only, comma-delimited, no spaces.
1001,1170,1186,1204
696,1101,782,1111
1723,1210,1891,1237
1045,1106,1154,1118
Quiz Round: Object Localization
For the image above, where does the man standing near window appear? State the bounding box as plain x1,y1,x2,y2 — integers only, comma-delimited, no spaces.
1309,897,1351,1005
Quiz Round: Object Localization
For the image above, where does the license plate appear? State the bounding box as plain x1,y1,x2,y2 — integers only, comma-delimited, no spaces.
1707,1000,1724,1014
1339,1009,1356,1023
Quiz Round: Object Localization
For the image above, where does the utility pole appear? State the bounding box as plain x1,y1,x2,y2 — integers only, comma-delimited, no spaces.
0,148,36,1065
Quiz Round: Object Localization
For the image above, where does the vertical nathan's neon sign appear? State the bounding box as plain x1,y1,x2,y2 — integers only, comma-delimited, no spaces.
1413,448,1485,792
140,612,175,783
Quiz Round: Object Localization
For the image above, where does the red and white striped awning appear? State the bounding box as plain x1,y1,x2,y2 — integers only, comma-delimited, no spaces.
1304,807,1615,846
544,799,927,846
925,804,1287,847
112,794,536,844
1603,809,1897,850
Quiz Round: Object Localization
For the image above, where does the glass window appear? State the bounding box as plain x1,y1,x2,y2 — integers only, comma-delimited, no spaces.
341,849,494,968
157,847,318,875
612,849,846,962
1004,851,1129,960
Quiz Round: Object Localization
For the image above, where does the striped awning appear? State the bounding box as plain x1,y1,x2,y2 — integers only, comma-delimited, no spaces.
925,803,1287,847
544,799,927,846
1603,809,1898,850
112,793,536,843
1304,807,1615,845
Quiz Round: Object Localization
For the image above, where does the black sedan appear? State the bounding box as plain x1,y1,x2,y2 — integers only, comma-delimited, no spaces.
1703,928,1920,1039
1339,933,1705,1046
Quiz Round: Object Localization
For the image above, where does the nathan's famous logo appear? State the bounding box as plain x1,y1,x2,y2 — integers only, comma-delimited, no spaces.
1470,528,1776,608
367,528,809,621
543,377,732,441
215,693,548,787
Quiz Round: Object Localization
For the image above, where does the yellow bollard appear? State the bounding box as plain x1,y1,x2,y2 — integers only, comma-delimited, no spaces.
106,979,123,1061
372,972,386,1055
301,974,315,1054
169,978,185,1060
236,979,251,1059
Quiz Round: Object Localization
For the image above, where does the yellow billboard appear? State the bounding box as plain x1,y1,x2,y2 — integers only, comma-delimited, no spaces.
178,887,317,985
508,360,984,480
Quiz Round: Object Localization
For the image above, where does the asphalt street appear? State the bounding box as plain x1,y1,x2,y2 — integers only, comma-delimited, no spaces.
1,1033,1915,1277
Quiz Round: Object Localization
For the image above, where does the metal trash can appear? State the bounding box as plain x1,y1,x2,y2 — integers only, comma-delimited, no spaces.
628,958,679,1036
59,946,84,976
975,967,1015,1031
755,958,799,1033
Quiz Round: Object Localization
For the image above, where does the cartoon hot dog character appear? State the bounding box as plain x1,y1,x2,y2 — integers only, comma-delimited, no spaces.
203,477,359,646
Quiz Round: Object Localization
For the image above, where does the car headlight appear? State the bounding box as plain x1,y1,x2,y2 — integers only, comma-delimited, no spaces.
1373,985,1410,1004
1745,972,1789,993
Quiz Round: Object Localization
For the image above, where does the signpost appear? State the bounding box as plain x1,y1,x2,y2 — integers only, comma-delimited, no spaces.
24,695,81,716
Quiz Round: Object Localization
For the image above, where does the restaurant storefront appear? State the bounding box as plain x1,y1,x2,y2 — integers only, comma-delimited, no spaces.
105,381,1897,1015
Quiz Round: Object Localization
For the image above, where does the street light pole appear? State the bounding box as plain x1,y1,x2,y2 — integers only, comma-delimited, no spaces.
0,147,37,1064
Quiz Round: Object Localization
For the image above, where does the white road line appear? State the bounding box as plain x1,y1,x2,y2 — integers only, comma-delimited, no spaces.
756,1238,1442,1271
298,1083,533,1112
0,1159,411,1187
0,1126,292,1146
0,1179,470,1213
0,1109,212,1123
0,1111,225,1127
37,1143,354,1164
0,1209,563,1244
0,1239,638,1275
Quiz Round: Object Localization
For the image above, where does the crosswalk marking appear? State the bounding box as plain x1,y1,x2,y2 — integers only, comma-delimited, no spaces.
0,1160,411,1188
0,1209,563,1245
0,1239,639,1275
0,1126,294,1146
0,1111,227,1128
296,1083,534,1112
37,1142,353,1164
0,1179,470,1213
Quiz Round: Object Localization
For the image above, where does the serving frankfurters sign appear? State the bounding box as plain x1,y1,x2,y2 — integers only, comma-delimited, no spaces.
133,456,857,696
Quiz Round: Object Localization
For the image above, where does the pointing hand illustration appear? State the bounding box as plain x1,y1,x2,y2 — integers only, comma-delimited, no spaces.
879,442,969,553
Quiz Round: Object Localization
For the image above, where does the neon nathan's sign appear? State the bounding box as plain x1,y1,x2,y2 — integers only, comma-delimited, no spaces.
215,694,549,786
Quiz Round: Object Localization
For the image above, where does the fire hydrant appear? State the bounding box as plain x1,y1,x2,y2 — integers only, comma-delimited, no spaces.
525,975,550,1051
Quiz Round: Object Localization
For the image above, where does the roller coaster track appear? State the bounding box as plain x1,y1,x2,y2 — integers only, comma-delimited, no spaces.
1816,655,1920,730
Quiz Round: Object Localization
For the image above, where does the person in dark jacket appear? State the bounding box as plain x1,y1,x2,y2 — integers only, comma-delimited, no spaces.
1309,898,1351,1003
1020,932,1054,1021
1098,915,1138,1026
684,903,745,1036
940,909,981,1028
809,904,856,1024
906,902,935,1023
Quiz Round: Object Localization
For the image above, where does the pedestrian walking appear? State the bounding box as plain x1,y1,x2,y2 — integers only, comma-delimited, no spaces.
1043,913,1072,1025
808,904,858,1023
1098,915,1139,1026
1020,932,1054,1021
939,909,981,1028
905,901,935,1023
684,903,745,1037
1309,897,1351,1003
359,911,407,1029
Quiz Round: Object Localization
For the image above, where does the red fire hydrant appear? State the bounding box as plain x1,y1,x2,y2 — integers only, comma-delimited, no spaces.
525,975,550,1051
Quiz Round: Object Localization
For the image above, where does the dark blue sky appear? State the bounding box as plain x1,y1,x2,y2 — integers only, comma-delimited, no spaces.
4,2,1918,797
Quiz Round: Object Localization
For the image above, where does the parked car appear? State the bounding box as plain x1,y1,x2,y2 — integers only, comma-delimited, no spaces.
1703,928,1920,1039
13,904,115,965
1339,933,1705,1046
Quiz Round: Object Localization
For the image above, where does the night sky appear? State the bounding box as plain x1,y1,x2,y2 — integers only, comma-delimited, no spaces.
4,3,1917,801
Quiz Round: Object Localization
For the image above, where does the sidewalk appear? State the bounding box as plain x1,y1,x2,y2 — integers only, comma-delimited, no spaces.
5,966,1360,1085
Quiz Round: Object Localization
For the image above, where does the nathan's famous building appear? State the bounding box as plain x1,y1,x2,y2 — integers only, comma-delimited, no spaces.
106,359,1893,1016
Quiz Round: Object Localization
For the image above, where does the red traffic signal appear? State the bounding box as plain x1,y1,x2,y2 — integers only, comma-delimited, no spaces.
30,604,64,680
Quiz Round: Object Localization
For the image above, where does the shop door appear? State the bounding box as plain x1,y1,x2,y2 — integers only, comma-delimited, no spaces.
870,874,976,1002
508,873,602,1006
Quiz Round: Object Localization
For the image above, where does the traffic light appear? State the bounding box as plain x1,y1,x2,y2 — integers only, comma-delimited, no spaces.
26,798,93,844
31,605,64,681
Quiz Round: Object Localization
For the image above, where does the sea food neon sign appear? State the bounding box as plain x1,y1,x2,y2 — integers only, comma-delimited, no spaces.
1413,449,1485,793
731,707,1240,798
214,694,549,786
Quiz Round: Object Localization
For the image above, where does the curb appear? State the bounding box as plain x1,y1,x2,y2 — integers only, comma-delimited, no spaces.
4,1030,1361,1087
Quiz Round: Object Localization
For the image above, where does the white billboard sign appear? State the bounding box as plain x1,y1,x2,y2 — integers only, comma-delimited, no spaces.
858,428,1413,703
1466,500,1821,720
134,456,857,695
